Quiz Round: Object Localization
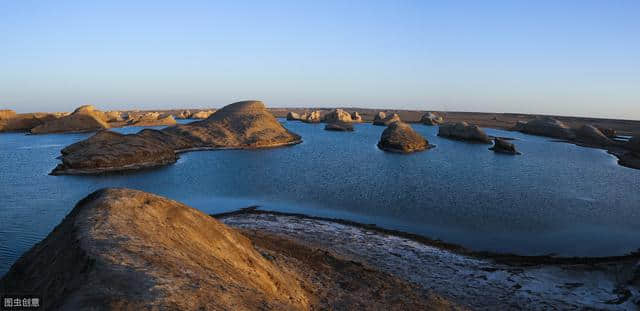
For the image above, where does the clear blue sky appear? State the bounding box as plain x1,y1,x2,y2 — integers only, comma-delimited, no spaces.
1,1,638,119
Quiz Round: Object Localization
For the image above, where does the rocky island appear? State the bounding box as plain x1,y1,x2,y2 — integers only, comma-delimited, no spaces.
378,121,430,153
438,121,491,143
51,101,302,175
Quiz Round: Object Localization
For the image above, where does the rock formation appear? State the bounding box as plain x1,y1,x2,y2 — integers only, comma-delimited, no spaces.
30,105,110,134
437,122,491,143
104,111,124,122
373,112,401,126
351,111,363,122
324,122,354,131
191,110,215,119
175,110,192,119
421,112,444,125
51,100,302,175
0,188,309,310
0,112,59,132
0,109,16,120
598,127,617,138
323,109,360,123
513,117,575,139
576,124,613,146
286,111,301,120
489,138,521,155
126,112,177,127
377,122,429,153
300,110,322,123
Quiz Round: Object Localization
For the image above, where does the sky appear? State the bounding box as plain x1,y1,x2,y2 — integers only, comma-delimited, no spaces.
1,1,638,119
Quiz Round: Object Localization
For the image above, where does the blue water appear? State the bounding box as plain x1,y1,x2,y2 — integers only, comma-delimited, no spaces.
1,119,639,274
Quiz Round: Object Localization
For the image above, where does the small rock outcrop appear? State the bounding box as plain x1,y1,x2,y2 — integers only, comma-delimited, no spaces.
191,110,215,119
377,122,429,153
421,112,444,125
598,127,617,138
30,105,110,134
126,112,177,127
175,110,192,119
373,112,401,126
323,109,360,123
0,188,309,310
300,110,322,123
351,111,363,122
513,117,575,139
438,122,491,143
286,111,301,120
325,122,354,131
104,111,124,122
576,124,613,146
489,138,521,155
52,101,302,175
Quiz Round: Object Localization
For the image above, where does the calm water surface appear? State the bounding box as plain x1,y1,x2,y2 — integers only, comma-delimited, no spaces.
1,119,639,274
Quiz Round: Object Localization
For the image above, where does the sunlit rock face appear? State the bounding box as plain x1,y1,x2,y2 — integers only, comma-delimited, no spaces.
51,100,302,175
0,188,309,310
378,121,429,153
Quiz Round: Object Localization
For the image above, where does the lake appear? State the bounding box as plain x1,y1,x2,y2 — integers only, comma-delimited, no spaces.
1,119,639,274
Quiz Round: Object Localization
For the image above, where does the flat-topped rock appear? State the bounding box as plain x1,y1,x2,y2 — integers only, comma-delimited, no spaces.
52,101,301,175
378,122,429,153
373,112,401,126
0,188,308,310
514,117,575,139
438,122,491,143
30,105,109,134
324,122,354,131
489,138,521,155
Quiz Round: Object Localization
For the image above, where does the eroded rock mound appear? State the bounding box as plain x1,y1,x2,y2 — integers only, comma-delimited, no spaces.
30,105,109,134
438,122,491,143
377,122,429,153
287,111,301,120
126,112,177,127
489,138,521,155
324,122,354,132
421,112,444,125
300,111,322,123
0,188,309,310
104,111,124,122
513,117,575,139
351,111,363,122
52,100,302,174
191,110,215,119
373,112,401,126
576,124,613,146
0,112,59,132
175,110,192,119
323,109,360,123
